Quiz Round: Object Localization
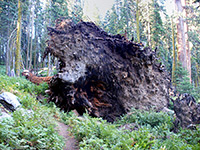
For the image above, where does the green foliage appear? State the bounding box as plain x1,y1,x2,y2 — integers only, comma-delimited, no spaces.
150,0,164,50
0,67,65,149
0,65,6,75
64,113,153,150
0,108,64,150
102,0,136,40
1,66,200,149
117,108,174,129
38,67,58,77
0,74,48,96
174,63,200,100
62,108,200,150
178,126,200,145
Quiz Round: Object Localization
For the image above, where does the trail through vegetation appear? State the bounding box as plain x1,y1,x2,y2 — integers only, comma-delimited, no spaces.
56,121,79,150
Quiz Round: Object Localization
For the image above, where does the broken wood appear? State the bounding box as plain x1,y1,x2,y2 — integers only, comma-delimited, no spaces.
44,19,170,122
22,70,52,85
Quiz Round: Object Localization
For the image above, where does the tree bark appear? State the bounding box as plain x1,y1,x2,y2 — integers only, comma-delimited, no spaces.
195,47,199,87
15,0,22,77
147,1,151,47
175,0,191,81
6,5,10,76
136,0,140,43
172,17,176,84
29,3,34,70
184,0,191,82
26,23,30,69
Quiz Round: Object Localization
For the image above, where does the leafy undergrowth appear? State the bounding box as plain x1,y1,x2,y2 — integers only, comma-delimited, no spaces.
0,66,65,149
62,109,200,150
1,65,200,150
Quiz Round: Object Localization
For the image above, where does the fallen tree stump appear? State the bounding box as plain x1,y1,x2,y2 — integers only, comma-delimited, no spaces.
173,94,200,129
44,19,170,122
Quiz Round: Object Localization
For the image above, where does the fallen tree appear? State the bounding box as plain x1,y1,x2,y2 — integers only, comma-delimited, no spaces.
173,94,200,129
44,19,170,122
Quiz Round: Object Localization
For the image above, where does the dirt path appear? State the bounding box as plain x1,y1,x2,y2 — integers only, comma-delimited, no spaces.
56,121,79,150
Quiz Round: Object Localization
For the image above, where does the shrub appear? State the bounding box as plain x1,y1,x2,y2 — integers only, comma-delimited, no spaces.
0,67,65,149
117,108,174,129
63,109,200,150
0,108,64,150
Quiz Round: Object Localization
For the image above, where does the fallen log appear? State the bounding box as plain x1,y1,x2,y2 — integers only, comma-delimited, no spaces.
44,19,170,122
22,70,52,85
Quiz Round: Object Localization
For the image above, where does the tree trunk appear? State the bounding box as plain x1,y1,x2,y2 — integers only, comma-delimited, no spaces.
47,0,52,76
26,24,30,69
6,5,10,76
136,0,140,43
11,37,16,70
172,17,176,84
44,20,170,122
15,0,22,77
29,4,34,70
175,0,191,81
47,54,51,76
185,0,191,82
195,47,199,87
147,2,151,47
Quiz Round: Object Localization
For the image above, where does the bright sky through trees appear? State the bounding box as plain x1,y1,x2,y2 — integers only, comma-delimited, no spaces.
83,0,115,21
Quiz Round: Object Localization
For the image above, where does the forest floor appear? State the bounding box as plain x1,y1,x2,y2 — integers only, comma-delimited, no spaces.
56,121,79,150
37,94,79,150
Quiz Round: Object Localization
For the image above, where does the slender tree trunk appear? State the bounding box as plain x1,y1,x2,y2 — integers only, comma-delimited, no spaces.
136,0,140,43
34,11,39,72
26,24,30,69
47,54,51,76
29,3,34,70
15,0,22,76
172,17,176,84
6,5,11,76
47,0,52,76
33,41,37,71
11,37,16,70
195,47,199,87
29,34,33,70
7,29,17,71
125,0,129,40
147,2,151,46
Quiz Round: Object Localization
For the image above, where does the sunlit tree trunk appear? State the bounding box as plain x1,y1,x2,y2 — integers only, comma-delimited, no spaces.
15,0,22,76
185,0,191,82
136,0,140,43
147,2,151,46
175,0,191,82
172,17,176,84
